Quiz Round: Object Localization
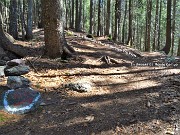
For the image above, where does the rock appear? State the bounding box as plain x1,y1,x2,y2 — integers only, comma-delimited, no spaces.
0,60,6,66
85,116,95,122
0,66,6,77
7,76,31,89
6,59,25,66
3,87,41,114
4,65,30,76
65,82,92,92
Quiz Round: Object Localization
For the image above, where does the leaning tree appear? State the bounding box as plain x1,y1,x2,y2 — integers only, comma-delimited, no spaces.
0,11,36,59
42,0,75,59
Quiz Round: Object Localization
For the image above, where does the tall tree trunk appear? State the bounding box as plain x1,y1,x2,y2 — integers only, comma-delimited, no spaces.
89,0,93,34
43,0,64,58
43,0,75,59
127,0,132,46
38,0,44,28
26,0,33,40
105,0,111,36
65,0,69,29
171,0,176,55
0,12,7,59
144,0,152,52
113,0,118,41
75,0,82,32
122,0,127,43
114,0,121,41
177,37,180,56
157,0,162,50
152,0,159,51
33,0,38,28
18,0,25,40
97,0,102,36
70,0,74,28
9,0,18,39
162,0,172,54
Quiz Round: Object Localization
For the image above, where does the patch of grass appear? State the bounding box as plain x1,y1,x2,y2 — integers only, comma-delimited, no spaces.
0,114,5,122
35,83,41,89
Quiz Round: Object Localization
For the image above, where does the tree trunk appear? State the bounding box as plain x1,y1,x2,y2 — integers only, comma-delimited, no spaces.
113,0,118,41
0,12,36,58
171,0,176,55
152,0,159,51
70,0,74,28
38,0,44,28
122,0,127,43
89,0,93,34
18,0,26,40
97,0,102,36
26,0,33,40
177,37,180,56
43,0,75,59
105,0,111,36
9,0,18,39
162,0,172,54
75,0,82,32
145,0,152,52
157,0,162,50
127,0,132,46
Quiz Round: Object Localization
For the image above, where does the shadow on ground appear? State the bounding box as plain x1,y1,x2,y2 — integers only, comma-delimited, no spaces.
0,80,179,135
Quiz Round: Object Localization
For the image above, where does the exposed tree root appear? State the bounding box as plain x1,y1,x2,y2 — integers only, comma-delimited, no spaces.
99,55,119,65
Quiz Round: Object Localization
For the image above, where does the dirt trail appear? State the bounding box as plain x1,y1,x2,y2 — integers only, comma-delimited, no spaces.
0,30,180,135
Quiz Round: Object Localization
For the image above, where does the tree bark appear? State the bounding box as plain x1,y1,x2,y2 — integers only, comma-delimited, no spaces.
105,0,111,36
145,0,152,52
171,0,176,55
122,0,127,43
70,0,74,28
127,0,132,46
9,0,18,39
157,0,162,50
26,0,33,40
177,37,180,56
162,0,172,54
43,0,75,59
97,0,102,36
152,0,159,51
89,0,93,34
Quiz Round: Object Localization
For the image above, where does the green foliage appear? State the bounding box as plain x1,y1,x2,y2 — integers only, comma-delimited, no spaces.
107,34,112,41
66,31,74,36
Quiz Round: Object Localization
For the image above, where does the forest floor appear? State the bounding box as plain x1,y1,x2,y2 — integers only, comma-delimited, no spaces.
0,29,180,135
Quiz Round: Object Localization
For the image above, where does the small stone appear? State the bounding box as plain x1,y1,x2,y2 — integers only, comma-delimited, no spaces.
147,101,151,107
173,99,178,103
25,130,31,135
40,102,46,106
4,65,30,76
85,116,94,122
65,82,92,92
165,128,175,135
0,66,5,77
7,76,31,89
6,59,25,66
0,60,6,66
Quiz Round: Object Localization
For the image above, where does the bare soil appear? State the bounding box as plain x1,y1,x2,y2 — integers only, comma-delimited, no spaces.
0,29,180,135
